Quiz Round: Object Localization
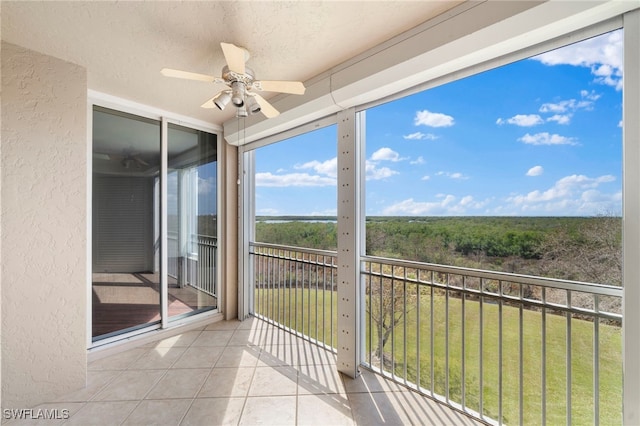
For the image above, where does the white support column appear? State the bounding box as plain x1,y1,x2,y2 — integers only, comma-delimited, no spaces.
336,108,361,378
624,8,640,425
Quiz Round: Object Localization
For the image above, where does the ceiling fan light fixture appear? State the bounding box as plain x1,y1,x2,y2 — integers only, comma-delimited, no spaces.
231,81,245,107
246,95,261,114
213,91,231,110
236,104,249,118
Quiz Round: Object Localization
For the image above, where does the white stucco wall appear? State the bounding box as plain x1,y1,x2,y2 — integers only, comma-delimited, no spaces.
1,42,87,409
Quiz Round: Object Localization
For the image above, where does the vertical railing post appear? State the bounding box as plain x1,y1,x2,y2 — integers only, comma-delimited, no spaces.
594,294,600,425
542,287,547,426
461,275,466,410
479,278,484,419
519,283,524,426
567,290,572,426
417,270,422,391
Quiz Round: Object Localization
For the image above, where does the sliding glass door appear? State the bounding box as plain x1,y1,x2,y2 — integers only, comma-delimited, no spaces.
92,107,161,340
92,106,218,342
166,123,218,322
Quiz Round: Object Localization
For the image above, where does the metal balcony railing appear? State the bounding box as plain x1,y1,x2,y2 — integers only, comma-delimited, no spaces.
361,255,622,426
249,242,623,425
250,242,338,350
168,233,217,297
195,235,217,296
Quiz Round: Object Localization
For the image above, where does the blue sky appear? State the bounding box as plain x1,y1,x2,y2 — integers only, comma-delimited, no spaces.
255,30,623,217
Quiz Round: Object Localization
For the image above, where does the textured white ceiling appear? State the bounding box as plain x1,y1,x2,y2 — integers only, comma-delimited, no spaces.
1,1,460,126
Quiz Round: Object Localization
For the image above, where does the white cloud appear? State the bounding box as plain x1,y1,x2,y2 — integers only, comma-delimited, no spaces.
421,175,430,181
536,90,599,125
256,172,335,187
496,114,544,127
436,171,469,180
414,110,455,127
382,195,489,215
365,148,404,180
279,153,400,184
370,147,406,162
539,91,597,115
366,161,398,180
383,196,456,215
295,157,337,178
410,156,425,165
546,114,571,125
506,174,618,214
539,100,573,113
257,208,280,215
532,30,623,90
526,165,544,177
403,132,439,141
580,89,601,101
198,176,216,194
519,132,577,146
498,90,598,130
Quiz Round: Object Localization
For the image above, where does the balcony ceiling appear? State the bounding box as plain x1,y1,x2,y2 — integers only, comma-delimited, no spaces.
0,1,461,127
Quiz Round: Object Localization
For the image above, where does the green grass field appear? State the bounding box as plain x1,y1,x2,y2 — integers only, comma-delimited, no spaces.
255,287,622,425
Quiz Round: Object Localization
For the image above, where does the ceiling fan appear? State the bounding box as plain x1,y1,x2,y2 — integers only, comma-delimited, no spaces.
94,150,149,169
161,42,305,118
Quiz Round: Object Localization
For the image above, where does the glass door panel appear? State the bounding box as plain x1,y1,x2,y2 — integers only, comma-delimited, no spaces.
92,106,161,341
167,123,218,320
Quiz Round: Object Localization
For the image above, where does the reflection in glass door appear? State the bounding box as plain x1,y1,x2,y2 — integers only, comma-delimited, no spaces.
167,123,218,321
92,107,161,340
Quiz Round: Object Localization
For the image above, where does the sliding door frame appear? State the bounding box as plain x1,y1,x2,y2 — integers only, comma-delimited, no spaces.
87,91,222,349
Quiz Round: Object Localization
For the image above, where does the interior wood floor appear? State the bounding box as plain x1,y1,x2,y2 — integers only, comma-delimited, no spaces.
92,272,216,338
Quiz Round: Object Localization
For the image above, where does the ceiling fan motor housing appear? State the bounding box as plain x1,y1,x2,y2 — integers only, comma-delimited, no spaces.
222,65,255,88
222,65,257,108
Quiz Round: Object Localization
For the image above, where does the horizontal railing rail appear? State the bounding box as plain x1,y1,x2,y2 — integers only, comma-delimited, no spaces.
362,255,623,297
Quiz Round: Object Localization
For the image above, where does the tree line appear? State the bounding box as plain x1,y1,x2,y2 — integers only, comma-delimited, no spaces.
255,215,622,287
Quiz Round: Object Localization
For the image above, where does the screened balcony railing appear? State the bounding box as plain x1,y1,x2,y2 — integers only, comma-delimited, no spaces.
250,242,623,425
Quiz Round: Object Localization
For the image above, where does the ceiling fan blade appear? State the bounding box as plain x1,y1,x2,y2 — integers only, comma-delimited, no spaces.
93,153,110,160
161,68,217,83
252,94,280,118
133,156,149,166
220,42,248,75
253,80,305,95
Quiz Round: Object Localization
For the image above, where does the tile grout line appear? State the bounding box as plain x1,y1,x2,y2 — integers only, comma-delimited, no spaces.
118,327,206,426
177,328,221,426
236,337,259,425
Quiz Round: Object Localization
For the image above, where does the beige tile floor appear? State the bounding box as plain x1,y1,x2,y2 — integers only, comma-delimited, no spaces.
9,318,482,425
